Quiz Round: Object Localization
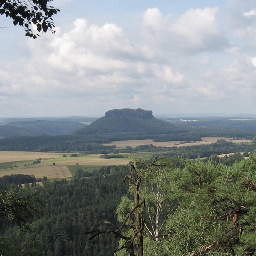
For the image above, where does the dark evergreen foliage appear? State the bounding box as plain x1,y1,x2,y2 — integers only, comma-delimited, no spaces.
0,174,36,188
1,166,129,256
0,135,114,152
2,155,256,255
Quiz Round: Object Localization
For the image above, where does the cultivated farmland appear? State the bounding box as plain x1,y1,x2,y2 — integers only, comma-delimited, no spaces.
0,136,251,179
0,151,61,162
103,137,251,148
0,165,72,179
0,152,130,179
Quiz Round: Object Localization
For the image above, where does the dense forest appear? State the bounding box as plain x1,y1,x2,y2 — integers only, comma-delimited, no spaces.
1,154,256,255
1,109,256,255
0,166,129,256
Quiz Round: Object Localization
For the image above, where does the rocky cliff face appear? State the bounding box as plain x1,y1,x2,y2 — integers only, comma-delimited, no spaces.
105,108,153,119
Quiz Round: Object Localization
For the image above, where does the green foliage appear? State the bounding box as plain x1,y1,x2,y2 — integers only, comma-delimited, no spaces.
0,0,59,38
68,165,102,177
100,153,125,159
116,156,256,255
0,187,43,230
162,158,256,255
0,174,36,187
115,160,178,256
0,186,44,254
2,156,256,255
2,165,129,255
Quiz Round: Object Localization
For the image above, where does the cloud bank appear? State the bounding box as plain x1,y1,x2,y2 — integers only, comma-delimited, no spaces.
1,1,256,117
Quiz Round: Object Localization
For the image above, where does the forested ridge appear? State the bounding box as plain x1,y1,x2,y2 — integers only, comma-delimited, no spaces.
1,154,256,255
0,120,86,137
0,108,256,152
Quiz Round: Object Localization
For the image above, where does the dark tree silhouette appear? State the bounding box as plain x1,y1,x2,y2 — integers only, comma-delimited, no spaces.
0,0,59,38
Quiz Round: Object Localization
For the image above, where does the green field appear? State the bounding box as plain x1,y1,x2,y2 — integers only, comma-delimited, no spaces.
0,152,132,179
0,135,250,180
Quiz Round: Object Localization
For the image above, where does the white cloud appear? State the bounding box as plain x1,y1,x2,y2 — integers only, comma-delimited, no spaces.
152,65,183,84
194,83,225,100
0,68,23,97
228,0,256,31
173,8,228,52
2,1,256,117
251,57,256,67
174,8,218,41
0,84,22,96
23,16,187,100
142,7,227,54
221,54,256,96
142,8,166,32
244,9,256,17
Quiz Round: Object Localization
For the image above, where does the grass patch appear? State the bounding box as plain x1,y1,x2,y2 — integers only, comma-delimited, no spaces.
0,162,16,170
127,152,153,162
0,160,35,171
68,165,102,176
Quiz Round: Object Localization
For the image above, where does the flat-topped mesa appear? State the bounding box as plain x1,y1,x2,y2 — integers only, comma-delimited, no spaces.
74,108,185,137
105,108,153,120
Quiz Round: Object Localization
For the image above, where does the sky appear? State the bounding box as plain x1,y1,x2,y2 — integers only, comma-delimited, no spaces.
1,0,256,117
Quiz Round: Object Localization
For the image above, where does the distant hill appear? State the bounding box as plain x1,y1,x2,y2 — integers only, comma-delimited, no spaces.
0,120,86,137
0,125,43,138
75,108,187,137
0,110,254,151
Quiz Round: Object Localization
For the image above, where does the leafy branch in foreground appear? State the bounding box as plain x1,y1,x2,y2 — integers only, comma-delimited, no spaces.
0,0,59,38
